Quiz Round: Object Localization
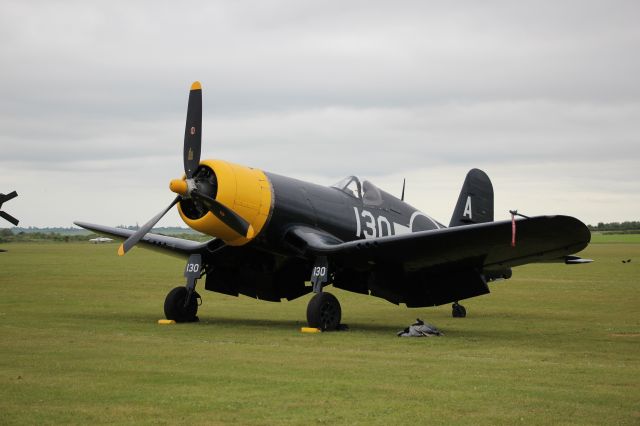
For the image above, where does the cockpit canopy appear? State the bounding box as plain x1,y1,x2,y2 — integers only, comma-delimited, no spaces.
331,176,383,206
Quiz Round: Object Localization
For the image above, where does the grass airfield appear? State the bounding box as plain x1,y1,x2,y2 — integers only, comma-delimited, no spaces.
0,239,638,425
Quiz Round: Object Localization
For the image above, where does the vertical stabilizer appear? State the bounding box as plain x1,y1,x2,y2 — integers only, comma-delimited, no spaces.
449,169,493,227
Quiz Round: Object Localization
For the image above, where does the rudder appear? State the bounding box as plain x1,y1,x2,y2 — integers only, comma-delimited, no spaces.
449,168,493,227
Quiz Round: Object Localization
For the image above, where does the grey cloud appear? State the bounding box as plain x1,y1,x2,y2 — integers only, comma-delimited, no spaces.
0,0,638,226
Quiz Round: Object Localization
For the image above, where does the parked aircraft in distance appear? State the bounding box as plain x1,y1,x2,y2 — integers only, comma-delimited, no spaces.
76,82,592,330
89,237,113,244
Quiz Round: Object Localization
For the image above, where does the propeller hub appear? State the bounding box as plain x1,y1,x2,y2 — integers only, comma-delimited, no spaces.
169,179,189,196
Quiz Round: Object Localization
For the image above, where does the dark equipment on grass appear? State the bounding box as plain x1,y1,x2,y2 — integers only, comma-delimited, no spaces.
75,81,593,331
0,191,19,226
398,318,442,337
452,302,466,318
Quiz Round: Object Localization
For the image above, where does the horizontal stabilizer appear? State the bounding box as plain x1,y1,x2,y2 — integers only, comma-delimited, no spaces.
564,255,593,264
539,254,593,264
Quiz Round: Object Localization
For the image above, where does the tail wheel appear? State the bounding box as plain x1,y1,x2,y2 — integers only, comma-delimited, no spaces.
452,302,466,318
164,286,199,322
306,292,341,331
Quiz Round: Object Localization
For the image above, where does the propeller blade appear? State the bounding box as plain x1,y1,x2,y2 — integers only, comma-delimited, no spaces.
0,211,19,226
118,196,181,256
0,191,18,205
191,191,254,238
183,81,202,179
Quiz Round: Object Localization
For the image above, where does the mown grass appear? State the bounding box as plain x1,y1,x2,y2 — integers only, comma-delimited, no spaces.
590,232,640,244
0,240,638,425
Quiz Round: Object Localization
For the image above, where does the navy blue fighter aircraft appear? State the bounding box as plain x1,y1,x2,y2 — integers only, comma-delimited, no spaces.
76,82,592,330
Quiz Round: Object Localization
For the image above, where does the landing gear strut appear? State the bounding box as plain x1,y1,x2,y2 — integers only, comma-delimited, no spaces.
452,301,466,318
306,257,342,330
307,292,342,331
164,253,203,323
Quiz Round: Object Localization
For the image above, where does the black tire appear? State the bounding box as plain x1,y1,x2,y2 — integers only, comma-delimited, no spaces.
452,303,466,318
306,292,341,331
164,286,199,322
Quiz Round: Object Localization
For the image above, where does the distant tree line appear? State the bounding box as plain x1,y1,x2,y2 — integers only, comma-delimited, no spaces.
588,221,640,233
0,229,98,243
11,225,198,235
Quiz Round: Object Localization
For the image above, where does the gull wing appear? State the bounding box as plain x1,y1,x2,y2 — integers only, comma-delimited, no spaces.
287,215,591,271
74,221,216,258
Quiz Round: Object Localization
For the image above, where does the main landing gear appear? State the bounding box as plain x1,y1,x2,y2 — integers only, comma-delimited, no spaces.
164,254,203,323
452,301,466,318
307,292,342,331
306,256,342,331
164,286,200,322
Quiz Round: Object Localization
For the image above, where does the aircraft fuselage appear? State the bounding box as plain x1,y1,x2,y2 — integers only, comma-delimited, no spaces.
262,172,443,253
174,159,443,254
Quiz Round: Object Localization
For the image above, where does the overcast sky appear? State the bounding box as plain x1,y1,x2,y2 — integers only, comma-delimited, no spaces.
1,0,638,228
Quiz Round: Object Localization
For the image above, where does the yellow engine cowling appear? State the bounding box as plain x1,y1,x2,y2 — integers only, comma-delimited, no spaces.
177,159,273,246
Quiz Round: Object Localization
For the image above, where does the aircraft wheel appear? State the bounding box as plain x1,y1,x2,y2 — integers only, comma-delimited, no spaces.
452,302,466,318
164,286,199,322
307,292,341,331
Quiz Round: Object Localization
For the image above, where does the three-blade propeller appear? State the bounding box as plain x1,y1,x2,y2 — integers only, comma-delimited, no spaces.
118,82,252,256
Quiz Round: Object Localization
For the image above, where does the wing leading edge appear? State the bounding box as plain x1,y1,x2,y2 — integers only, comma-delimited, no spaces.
74,221,213,258
288,215,591,272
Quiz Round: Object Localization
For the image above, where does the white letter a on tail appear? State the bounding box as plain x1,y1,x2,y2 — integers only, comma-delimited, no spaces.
463,196,472,219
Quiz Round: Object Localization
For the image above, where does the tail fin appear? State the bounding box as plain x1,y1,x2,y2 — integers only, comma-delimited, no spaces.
449,169,493,227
